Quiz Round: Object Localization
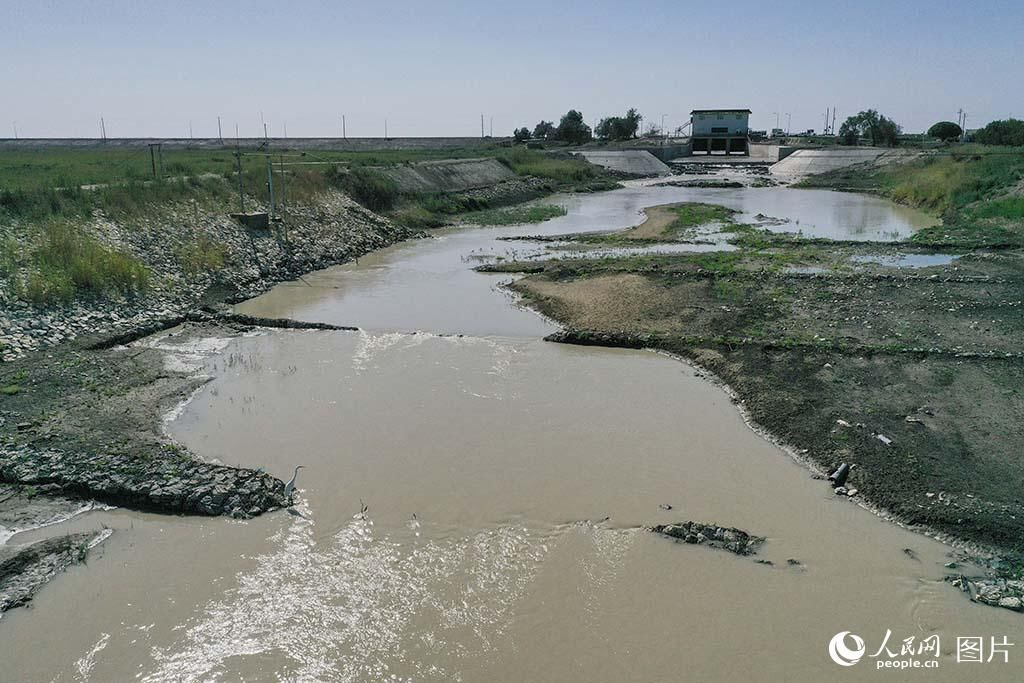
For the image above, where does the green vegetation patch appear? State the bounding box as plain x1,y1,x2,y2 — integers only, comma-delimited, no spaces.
9,223,149,305
495,148,603,187
175,232,227,274
461,204,566,226
670,202,739,233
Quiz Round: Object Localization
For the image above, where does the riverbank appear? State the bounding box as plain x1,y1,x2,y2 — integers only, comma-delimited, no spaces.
0,145,619,612
485,195,1024,609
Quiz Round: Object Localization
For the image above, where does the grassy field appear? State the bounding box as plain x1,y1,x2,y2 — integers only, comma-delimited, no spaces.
0,143,617,304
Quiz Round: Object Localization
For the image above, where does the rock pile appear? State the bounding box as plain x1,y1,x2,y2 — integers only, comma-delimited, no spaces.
649,521,765,556
949,575,1024,613
0,530,107,613
0,445,288,517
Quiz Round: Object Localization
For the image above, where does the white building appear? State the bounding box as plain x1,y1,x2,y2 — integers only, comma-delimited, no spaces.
690,109,751,155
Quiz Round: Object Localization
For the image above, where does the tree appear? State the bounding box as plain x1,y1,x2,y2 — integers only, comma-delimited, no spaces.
532,120,555,139
927,121,963,142
975,119,1024,146
554,110,592,145
512,127,531,143
595,108,643,141
838,110,902,147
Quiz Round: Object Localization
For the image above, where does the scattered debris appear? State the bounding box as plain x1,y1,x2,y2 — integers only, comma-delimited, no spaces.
875,433,894,446
658,503,673,511
903,548,920,561
828,463,850,487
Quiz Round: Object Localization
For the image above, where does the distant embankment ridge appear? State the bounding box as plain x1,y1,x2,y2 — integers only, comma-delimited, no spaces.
0,137,510,152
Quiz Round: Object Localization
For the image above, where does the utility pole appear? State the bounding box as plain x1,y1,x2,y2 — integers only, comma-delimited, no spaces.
785,113,791,135
661,114,667,141
218,116,223,143
489,116,493,137
342,114,346,139
832,107,837,136
100,117,107,141
481,114,485,138
283,121,288,139
12,122,17,139
279,153,287,223
189,121,193,140
384,119,388,139
234,146,244,213
267,156,275,216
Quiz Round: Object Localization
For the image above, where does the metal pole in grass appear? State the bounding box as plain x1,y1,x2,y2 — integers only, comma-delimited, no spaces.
266,158,275,218
279,153,287,222
235,148,244,213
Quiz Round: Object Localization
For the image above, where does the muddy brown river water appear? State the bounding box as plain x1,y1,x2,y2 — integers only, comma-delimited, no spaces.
2,182,1019,682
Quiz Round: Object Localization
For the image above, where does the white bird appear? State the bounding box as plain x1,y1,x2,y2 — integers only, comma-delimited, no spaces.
283,465,305,499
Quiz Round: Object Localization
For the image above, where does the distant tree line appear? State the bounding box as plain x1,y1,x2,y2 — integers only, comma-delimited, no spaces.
974,119,1024,146
838,110,901,147
513,108,646,145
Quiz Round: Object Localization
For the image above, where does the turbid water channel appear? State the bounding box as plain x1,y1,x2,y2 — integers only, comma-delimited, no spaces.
2,182,1019,682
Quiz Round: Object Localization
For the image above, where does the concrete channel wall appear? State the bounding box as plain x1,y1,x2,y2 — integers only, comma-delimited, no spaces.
376,158,516,193
770,148,888,179
573,150,671,176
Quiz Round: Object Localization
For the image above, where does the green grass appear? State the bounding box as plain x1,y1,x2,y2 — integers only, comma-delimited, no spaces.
175,232,226,274
0,146,499,193
966,196,1024,220
0,384,21,395
800,146,1024,215
669,203,739,234
11,223,149,305
461,204,567,226
798,145,1024,248
495,147,601,184
0,176,233,222
324,166,399,212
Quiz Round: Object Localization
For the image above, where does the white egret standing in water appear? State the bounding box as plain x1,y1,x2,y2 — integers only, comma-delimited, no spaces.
284,465,305,499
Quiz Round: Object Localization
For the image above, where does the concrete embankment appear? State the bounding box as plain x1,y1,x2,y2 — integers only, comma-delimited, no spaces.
378,158,516,193
573,150,671,177
770,148,932,181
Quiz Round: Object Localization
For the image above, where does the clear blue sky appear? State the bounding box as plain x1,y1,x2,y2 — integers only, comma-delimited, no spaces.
3,0,1021,138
